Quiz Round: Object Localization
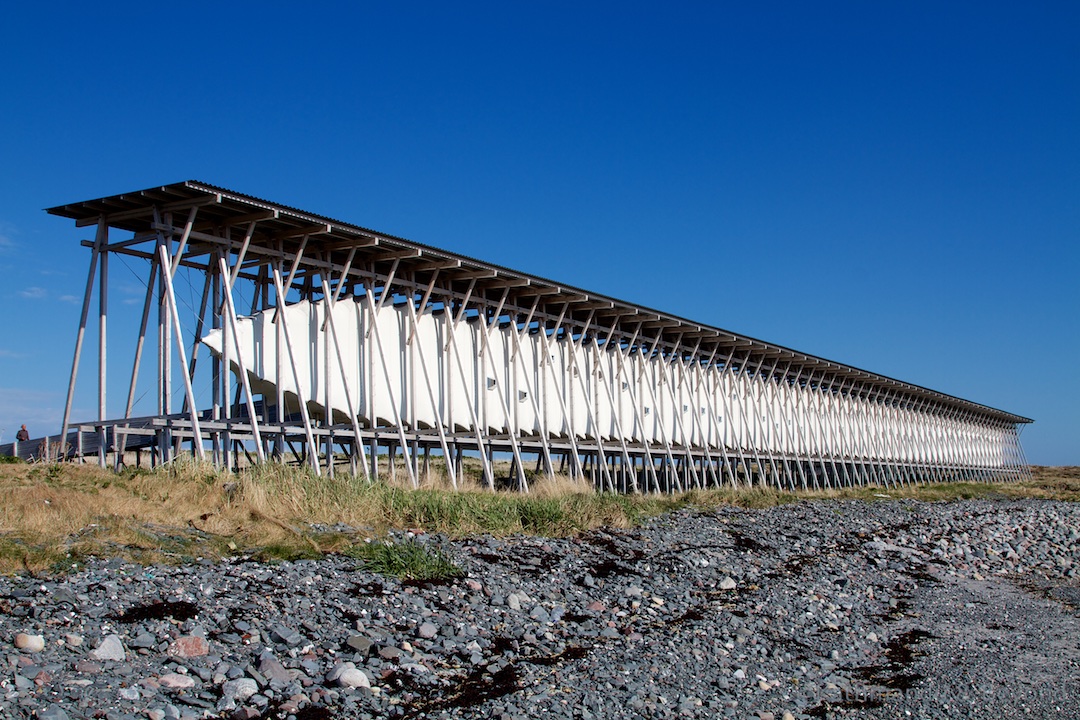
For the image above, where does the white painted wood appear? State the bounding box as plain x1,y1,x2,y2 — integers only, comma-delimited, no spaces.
196,291,1032,486
157,244,205,462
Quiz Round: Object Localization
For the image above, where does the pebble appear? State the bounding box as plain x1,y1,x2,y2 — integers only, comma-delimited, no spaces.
221,677,259,706
89,634,125,662
167,636,209,658
346,635,373,654
257,653,293,683
336,667,371,689
14,633,44,653
158,673,196,689
270,625,303,646
129,632,156,649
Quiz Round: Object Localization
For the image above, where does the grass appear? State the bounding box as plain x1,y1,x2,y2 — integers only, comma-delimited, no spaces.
345,538,464,581
0,458,1074,575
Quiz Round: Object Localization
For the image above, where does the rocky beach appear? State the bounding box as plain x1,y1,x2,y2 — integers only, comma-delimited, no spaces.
2,497,1078,719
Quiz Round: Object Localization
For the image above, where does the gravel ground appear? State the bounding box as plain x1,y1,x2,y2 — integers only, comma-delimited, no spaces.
1,497,1078,719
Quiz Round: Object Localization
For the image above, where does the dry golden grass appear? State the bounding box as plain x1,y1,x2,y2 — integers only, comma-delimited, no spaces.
0,458,1074,575
0,458,660,573
793,466,1080,504
1019,465,1080,500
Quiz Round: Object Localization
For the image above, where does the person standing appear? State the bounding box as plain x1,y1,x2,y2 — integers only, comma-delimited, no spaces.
15,425,29,442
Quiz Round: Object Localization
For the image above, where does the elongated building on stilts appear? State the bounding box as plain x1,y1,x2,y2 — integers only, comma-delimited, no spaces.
39,181,1032,491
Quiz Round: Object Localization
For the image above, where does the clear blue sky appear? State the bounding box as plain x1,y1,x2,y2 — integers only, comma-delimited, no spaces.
0,2,1076,464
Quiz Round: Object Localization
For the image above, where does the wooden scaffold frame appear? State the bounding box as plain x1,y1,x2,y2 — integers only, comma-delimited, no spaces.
36,181,1031,491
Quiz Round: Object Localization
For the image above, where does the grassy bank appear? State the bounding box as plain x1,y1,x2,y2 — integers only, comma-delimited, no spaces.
0,459,1075,575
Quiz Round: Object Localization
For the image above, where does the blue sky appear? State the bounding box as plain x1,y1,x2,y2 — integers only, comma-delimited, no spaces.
0,2,1076,464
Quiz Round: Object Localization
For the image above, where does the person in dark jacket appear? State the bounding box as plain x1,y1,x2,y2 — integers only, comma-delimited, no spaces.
15,425,29,442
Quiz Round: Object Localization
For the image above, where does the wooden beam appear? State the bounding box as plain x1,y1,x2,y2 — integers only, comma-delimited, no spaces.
572,300,615,310
596,307,640,318
415,259,462,272
373,248,423,262
480,277,531,289
516,286,562,297
225,209,278,226
321,235,379,251
74,195,221,227
455,268,499,280
274,223,332,239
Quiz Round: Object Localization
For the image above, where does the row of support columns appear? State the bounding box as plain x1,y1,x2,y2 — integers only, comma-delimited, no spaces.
54,206,1033,491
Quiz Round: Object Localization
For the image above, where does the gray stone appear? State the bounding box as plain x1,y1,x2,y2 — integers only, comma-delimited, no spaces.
378,646,403,660
37,706,71,720
257,654,293,683
90,634,126,662
346,635,374,655
325,662,353,684
244,665,267,687
221,677,259,705
270,625,303,646
336,667,371,689
130,632,158,649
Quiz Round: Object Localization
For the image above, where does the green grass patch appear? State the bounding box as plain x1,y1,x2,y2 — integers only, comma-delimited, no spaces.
0,535,64,573
345,538,464,581
252,541,324,563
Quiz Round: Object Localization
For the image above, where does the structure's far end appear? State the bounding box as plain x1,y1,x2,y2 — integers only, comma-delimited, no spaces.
20,180,1030,491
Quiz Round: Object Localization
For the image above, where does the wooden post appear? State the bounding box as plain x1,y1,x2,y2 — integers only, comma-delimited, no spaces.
402,286,457,488
98,234,108,468
361,281,415,486
271,266,320,475
157,245,205,461
319,275,370,482
60,218,104,460
211,249,222,468
117,259,158,467
217,257,265,463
